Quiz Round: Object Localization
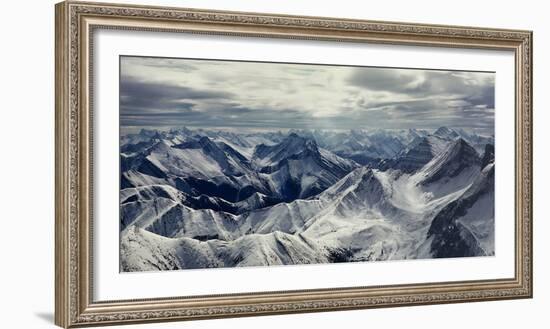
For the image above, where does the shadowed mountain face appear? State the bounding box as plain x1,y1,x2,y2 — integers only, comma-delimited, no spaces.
121,132,357,211
428,163,495,257
119,127,495,271
377,135,449,173
481,143,495,168
418,138,481,185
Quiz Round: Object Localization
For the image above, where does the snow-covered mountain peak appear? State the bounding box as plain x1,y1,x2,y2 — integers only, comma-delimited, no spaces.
379,135,449,173
253,133,320,166
138,128,157,137
169,126,192,136
285,133,319,150
120,127,495,271
317,166,374,200
433,126,459,140
174,135,215,149
417,137,481,186
443,138,480,163
148,139,172,153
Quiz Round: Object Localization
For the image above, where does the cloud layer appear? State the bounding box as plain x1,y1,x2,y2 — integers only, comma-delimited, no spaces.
120,56,495,132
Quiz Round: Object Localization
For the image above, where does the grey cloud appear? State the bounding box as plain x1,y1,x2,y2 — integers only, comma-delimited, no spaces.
349,68,495,109
120,76,233,113
348,68,418,93
121,106,310,128
121,77,231,103
346,96,495,131
464,84,495,108
120,57,495,134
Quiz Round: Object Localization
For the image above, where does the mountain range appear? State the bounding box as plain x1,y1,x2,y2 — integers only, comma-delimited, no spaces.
119,126,495,271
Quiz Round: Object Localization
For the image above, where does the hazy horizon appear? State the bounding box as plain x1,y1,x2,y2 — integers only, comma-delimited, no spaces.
120,125,494,137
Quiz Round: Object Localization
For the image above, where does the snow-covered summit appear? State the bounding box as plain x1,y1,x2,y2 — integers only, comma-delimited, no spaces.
253,133,319,166
418,138,481,185
433,126,460,140
119,127,495,271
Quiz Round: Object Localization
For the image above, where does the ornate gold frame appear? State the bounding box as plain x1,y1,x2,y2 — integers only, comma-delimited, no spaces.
55,1,533,327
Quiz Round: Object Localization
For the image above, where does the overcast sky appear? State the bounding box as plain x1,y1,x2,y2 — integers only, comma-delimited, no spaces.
120,56,495,133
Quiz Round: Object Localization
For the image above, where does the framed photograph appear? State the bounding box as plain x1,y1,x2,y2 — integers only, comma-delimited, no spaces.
55,1,532,327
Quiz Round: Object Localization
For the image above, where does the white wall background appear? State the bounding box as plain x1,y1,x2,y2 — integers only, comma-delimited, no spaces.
0,0,546,328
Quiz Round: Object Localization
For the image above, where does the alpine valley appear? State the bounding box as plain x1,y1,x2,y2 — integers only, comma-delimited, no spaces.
120,126,495,272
